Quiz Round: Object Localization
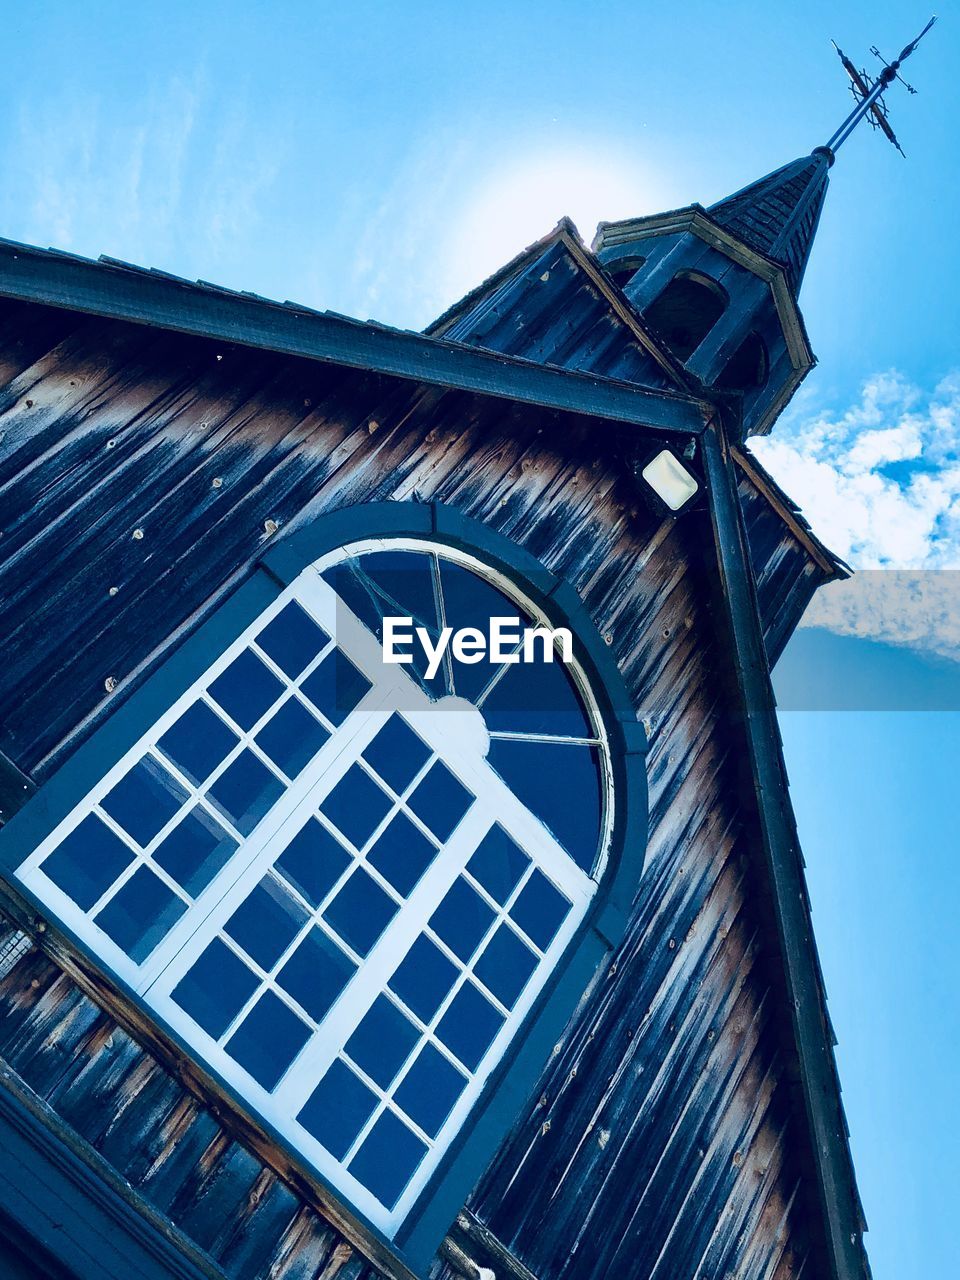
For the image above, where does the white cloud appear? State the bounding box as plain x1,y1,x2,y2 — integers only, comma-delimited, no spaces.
753,371,960,571
752,371,960,661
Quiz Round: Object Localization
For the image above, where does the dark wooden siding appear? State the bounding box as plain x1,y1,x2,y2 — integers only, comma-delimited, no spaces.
737,466,828,667
430,238,673,389
0,298,835,1279
0,919,385,1280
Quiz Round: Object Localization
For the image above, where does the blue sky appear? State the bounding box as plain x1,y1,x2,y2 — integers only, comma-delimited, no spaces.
4,3,958,1276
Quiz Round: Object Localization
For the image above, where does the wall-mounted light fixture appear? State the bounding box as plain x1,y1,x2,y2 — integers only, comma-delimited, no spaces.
640,448,700,511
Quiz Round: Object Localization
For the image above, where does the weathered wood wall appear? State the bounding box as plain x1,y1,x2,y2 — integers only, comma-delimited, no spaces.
0,295,840,1279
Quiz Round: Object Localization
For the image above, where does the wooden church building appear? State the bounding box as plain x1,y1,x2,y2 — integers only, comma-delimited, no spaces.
0,124,872,1280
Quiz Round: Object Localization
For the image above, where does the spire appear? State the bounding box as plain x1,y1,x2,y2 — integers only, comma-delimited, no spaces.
708,150,832,293
706,17,936,295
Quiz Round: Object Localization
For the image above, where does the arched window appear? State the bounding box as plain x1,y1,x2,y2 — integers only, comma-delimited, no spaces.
645,269,728,362
607,255,646,290
13,505,647,1262
716,331,769,392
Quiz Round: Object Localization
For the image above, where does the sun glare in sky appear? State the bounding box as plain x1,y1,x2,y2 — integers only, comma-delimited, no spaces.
436,143,671,307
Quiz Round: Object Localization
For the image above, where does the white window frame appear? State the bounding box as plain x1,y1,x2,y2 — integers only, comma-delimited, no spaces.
16,539,612,1235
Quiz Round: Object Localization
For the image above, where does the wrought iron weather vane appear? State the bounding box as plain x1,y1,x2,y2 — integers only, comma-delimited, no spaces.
826,16,937,157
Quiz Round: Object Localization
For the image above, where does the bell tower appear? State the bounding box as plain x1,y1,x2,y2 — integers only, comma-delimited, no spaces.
594,16,936,440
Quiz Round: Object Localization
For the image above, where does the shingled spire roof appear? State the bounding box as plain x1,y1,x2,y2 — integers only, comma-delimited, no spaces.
708,148,832,293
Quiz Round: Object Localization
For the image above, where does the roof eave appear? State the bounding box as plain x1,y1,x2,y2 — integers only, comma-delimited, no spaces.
0,237,713,438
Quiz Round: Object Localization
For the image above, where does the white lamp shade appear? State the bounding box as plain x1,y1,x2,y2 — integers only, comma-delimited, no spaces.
640,449,699,511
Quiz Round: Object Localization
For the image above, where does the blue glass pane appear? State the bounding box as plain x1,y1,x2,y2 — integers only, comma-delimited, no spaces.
225,990,311,1091
388,935,458,1023
321,562,384,642
348,551,446,697
224,875,309,971
94,866,186,963
298,1059,377,1160
435,981,504,1071
275,819,351,908
42,814,134,910
394,1043,468,1138
359,549,439,636
348,1110,428,1210
209,649,284,731
474,923,538,1009
429,877,495,963
363,715,431,794
407,763,473,842
481,654,593,739
301,649,371,726
320,764,392,849
345,995,419,1089
101,757,188,847
466,826,530,905
487,738,602,871
254,697,329,778
509,869,571,951
171,938,259,1038
277,928,355,1022
438,560,525,703
152,806,237,897
323,868,397,957
157,701,238,787
208,749,284,836
256,601,329,679
367,812,437,898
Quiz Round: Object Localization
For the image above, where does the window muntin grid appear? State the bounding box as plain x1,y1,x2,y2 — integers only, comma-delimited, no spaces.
17,540,611,1234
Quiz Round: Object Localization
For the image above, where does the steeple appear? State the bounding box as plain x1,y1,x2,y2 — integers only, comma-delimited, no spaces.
707,149,832,294
593,19,936,439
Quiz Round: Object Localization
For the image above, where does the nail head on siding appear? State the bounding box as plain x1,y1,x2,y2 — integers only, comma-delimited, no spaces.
108,586,119,596
264,518,279,536
104,676,117,692
132,528,144,540
24,399,34,408
604,632,614,645
106,439,117,449
367,419,380,434
212,476,223,488
540,271,550,281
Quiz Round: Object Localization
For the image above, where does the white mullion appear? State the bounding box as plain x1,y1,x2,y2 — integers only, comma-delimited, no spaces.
141,680,399,998
487,730,602,746
384,879,588,1227
431,551,456,698
80,810,153,917
277,800,494,1115
472,639,524,708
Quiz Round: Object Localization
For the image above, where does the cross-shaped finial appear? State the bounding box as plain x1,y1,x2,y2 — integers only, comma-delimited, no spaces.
824,16,937,159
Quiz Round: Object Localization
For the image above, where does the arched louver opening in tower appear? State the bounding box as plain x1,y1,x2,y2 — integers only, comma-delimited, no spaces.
716,330,769,392
645,269,728,362
607,255,646,290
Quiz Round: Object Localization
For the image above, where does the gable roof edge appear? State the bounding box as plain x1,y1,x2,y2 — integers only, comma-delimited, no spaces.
702,418,871,1280
0,237,712,438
